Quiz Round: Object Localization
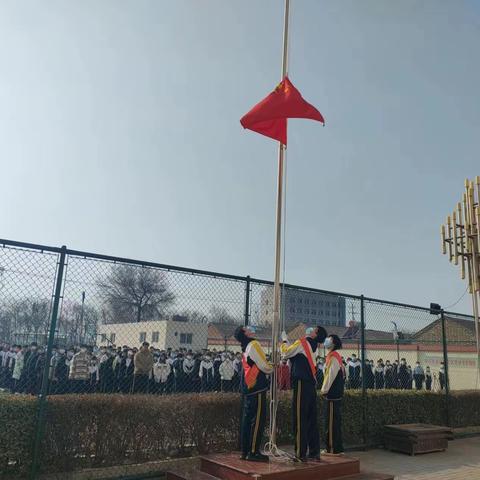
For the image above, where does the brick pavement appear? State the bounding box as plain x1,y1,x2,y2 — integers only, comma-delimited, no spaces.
353,436,480,479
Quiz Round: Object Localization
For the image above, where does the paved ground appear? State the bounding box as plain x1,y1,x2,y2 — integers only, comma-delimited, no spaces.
353,436,480,480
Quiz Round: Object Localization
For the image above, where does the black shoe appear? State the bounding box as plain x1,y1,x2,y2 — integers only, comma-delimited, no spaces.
245,453,269,462
308,454,321,461
294,456,308,463
240,454,247,460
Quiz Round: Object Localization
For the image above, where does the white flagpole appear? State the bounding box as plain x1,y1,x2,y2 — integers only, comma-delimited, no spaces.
269,0,290,448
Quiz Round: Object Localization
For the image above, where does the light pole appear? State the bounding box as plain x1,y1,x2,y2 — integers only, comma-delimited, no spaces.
391,321,400,365
80,291,86,343
430,302,450,425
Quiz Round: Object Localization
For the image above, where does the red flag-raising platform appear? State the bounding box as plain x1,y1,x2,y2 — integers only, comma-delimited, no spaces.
166,452,393,480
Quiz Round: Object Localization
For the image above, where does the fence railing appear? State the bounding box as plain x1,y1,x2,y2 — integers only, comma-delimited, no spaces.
0,237,477,478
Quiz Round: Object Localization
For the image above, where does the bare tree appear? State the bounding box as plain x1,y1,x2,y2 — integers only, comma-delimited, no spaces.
0,298,51,343
58,302,99,346
99,265,175,323
209,306,240,325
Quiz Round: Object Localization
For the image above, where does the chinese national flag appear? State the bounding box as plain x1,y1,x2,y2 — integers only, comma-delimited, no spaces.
240,76,324,145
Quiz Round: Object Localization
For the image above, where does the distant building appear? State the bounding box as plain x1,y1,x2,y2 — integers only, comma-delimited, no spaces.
258,287,346,327
414,316,476,345
97,319,208,351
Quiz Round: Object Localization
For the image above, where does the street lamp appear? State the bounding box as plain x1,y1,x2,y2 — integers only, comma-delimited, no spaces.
80,291,86,342
391,321,400,365
430,302,449,394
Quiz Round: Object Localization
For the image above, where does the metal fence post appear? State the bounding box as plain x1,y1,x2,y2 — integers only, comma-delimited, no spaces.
440,309,450,426
360,295,367,448
30,246,67,480
244,275,251,327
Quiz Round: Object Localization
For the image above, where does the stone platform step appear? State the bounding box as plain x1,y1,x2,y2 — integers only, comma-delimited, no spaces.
339,473,394,480
201,452,359,480
166,468,394,480
166,469,217,480
166,452,393,480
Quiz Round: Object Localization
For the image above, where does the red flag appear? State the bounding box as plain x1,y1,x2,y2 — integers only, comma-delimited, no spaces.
240,76,324,145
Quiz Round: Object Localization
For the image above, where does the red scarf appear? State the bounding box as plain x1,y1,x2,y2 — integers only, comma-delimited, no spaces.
300,337,317,380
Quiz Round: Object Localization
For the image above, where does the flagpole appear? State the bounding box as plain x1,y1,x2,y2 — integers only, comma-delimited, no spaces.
269,0,290,448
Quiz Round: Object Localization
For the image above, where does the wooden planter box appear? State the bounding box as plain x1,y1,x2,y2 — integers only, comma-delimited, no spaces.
383,424,452,456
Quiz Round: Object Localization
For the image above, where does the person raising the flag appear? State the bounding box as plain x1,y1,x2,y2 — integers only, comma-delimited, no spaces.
280,326,327,462
234,325,273,462
321,334,346,455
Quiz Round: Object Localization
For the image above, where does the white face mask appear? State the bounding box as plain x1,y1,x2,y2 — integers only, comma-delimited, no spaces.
324,337,333,349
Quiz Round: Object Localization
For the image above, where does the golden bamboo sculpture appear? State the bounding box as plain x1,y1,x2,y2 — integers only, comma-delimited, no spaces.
441,177,480,378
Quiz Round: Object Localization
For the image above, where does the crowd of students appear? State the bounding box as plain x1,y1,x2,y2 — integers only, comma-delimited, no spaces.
0,341,446,396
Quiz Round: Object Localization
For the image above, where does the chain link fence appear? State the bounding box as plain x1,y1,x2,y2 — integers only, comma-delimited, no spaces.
0,238,478,478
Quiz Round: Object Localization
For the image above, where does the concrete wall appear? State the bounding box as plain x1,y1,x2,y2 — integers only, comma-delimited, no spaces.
98,320,208,351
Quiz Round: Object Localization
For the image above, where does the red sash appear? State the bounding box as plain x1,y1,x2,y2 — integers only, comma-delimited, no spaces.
300,337,317,380
328,351,346,377
242,354,260,389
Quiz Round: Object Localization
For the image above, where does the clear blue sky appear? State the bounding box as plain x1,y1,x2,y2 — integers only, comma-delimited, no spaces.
1,1,479,313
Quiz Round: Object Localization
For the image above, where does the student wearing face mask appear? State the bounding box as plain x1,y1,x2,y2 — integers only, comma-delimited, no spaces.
153,355,171,395
199,354,215,392
182,352,196,393
219,353,235,392
425,366,432,391
11,345,25,393
321,334,345,455
112,350,123,393
25,342,40,395
413,362,425,390
118,350,135,393
235,325,273,462
407,365,413,389
213,354,222,392
53,348,69,394
347,354,361,389
374,360,385,389
99,348,115,394
88,357,100,393
132,342,154,394
69,345,91,394
439,362,446,390
281,326,327,462
364,360,375,390
166,353,176,394
172,352,185,393
5,345,16,391
191,353,202,393
398,358,409,390
384,361,394,389
34,347,48,394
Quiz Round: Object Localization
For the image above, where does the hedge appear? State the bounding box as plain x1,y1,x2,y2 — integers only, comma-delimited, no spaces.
1,390,480,477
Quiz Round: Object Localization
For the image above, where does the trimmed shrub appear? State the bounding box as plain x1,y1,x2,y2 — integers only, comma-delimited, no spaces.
1,390,479,477
0,394,37,476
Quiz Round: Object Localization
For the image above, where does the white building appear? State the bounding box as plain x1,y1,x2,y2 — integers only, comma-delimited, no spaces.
98,319,208,351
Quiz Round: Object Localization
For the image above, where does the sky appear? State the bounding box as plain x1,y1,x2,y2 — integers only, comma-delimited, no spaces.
0,0,479,314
